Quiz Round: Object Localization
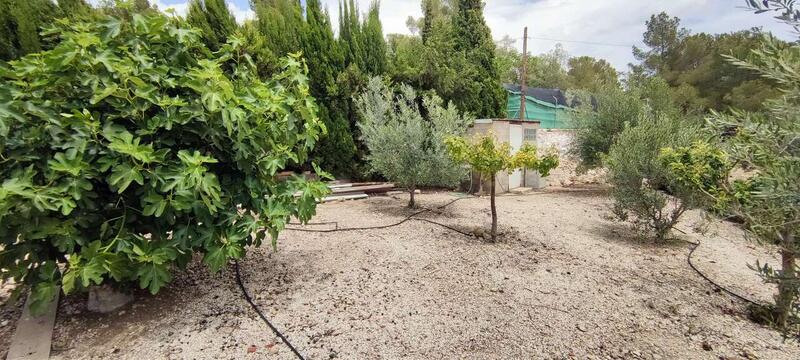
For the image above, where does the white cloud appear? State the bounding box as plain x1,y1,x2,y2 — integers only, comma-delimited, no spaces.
321,0,422,35
227,1,255,23
152,0,189,18
148,1,253,23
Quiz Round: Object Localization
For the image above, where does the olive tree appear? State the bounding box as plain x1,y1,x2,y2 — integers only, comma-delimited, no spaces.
445,134,558,241
656,0,800,334
661,36,800,331
355,76,470,208
0,14,328,313
605,114,702,242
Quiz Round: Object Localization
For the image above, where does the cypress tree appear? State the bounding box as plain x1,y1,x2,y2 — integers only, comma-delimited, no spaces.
361,1,386,75
0,0,59,61
451,0,504,117
187,0,238,51
304,0,357,177
0,0,15,60
58,0,93,18
338,0,364,69
254,0,304,56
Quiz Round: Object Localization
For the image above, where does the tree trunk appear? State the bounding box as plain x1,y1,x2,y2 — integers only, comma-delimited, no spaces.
490,173,497,242
408,184,416,208
775,232,797,327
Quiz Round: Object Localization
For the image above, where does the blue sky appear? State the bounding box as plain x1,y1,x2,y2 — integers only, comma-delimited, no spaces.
153,0,797,71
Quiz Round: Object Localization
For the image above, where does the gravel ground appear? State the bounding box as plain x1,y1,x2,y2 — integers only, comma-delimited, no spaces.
2,186,799,359
0,281,24,359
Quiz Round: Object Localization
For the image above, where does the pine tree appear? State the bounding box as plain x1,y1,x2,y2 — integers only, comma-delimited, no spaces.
187,0,238,51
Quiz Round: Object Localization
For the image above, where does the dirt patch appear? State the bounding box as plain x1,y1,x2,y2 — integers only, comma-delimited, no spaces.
3,188,798,359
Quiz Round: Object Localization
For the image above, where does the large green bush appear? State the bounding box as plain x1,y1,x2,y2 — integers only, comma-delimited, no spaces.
605,114,701,242
0,14,328,313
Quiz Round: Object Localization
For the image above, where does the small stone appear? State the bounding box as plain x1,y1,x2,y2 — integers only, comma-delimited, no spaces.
577,324,588,332
87,285,133,314
741,350,759,360
701,341,713,351
247,345,257,353
1,320,8,327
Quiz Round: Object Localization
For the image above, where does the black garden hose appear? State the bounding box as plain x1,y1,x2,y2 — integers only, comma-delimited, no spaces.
234,260,306,360
236,191,764,360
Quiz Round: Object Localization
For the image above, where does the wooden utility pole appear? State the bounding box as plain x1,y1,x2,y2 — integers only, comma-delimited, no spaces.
519,26,528,121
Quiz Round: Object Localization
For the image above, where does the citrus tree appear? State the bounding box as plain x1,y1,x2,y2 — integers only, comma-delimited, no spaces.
355,77,470,208
0,14,329,313
445,133,558,241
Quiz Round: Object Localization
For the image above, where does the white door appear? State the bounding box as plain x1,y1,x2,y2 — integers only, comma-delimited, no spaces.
508,125,523,189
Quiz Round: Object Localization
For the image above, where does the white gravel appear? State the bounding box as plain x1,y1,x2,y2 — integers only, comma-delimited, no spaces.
2,187,798,359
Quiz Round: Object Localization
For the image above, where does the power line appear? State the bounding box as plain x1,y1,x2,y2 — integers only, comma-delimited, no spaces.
509,36,634,48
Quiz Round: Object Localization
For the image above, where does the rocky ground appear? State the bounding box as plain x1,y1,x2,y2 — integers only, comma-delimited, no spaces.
2,187,799,359
0,281,24,359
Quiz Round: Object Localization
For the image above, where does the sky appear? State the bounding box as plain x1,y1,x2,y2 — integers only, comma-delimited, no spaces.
154,0,797,71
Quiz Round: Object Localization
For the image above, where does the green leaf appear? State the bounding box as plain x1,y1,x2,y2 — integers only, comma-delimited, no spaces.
104,256,133,282
136,263,171,295
203,246,227,273
102,18,122,40
142,192,168,217
48,150,87,176
29,281,59,316
108,163,144,193
61,261,79,295
80,258,107,287
150,247,178,265
90,84,118,105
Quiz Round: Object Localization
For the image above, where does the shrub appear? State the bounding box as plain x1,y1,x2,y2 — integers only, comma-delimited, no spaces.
355,77,470,207
0,14,328,313
571,77,682,171
605,114,701,242
446,133,558,241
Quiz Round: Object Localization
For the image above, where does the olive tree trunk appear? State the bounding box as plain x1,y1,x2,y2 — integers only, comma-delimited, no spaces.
408,184,416,208
776,229,797,327
490,173,497,242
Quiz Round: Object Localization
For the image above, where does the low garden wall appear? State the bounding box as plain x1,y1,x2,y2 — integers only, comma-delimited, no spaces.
535,129,606,187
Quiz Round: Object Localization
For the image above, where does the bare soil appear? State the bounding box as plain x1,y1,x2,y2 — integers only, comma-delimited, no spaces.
3,187,799,359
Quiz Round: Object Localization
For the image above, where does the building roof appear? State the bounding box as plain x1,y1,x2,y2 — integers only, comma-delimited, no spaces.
503,84,595,109
503,84,571,107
